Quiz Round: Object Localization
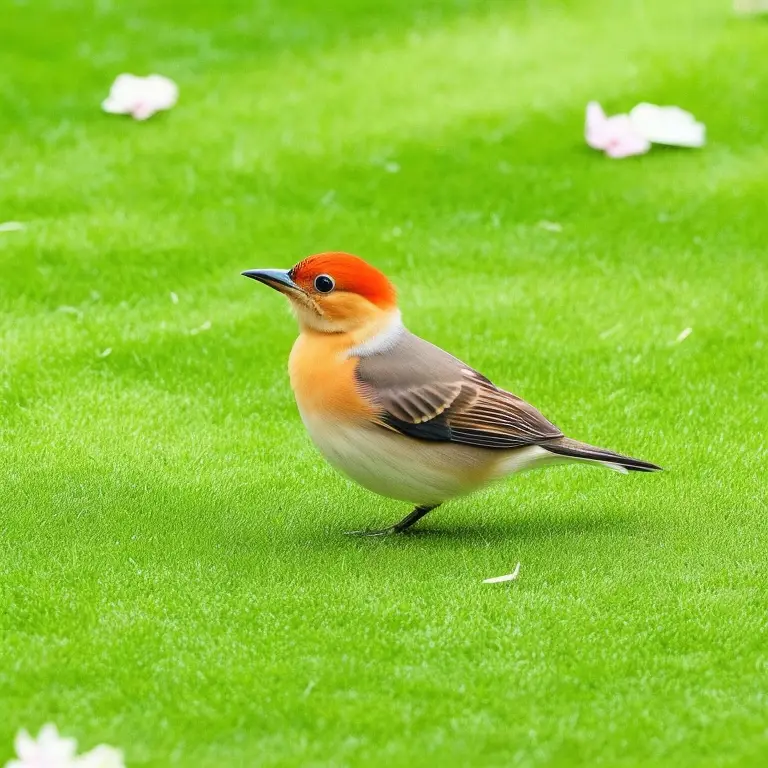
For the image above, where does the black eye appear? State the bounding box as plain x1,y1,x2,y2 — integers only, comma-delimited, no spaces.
314,274,335,293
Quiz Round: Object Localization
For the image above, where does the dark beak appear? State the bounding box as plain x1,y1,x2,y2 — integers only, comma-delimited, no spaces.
241,268,303,294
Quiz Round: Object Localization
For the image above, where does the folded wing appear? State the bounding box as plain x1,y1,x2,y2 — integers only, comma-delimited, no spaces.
355,331,562,449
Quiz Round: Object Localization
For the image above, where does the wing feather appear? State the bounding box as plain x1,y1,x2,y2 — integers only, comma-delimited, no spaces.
355,332,562,449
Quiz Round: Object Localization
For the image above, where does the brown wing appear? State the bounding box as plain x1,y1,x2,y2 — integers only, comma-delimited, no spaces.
355,331,562,449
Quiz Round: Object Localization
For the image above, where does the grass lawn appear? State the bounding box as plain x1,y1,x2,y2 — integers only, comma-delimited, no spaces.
2,0,767,765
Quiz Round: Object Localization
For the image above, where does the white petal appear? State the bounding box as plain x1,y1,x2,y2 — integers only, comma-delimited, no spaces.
112,73,141,89
33,724,78,761
585,103,650,158
189,320,212,335
101,99,129,115
585,101,606,125
14,729,36,760
101,74,142,114
130,103,158,121
629,103,706,147
38,724,61,742
483,562,521,583
734,1,768,15
0,221,25,232
585,101,610,150
102,73,178,118
146,74,179,108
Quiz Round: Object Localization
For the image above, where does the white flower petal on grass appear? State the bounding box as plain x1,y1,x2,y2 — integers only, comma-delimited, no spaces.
189,320,212,335
629,103,705,148
734,1,768,14
57,305,84,321
675,327,693,343
7,724,78,768
483,562,521,584
586,101,705,157
76,745,125,768
585,101,611,151
102,74,178,121
585,101,651,159
6,726,125,768
599,323,622,340
0,221,25,233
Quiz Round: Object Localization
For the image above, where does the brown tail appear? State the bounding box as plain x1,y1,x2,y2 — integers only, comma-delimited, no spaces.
543,437,662,473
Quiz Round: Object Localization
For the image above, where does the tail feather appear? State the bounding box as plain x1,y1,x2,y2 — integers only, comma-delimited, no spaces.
542,437,662,473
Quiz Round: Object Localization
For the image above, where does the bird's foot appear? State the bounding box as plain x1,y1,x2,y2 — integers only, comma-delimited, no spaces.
344,526,399,537
343,504,439,537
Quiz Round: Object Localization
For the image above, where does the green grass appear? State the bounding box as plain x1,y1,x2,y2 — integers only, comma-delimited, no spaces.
1,0,767,765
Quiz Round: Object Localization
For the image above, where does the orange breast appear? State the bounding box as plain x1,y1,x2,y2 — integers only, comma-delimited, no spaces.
289,332,376,421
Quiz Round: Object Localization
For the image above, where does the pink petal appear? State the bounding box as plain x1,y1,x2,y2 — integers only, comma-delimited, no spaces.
585,101,611,149
103,74,178,119
605,135,651,158
131,102,155,120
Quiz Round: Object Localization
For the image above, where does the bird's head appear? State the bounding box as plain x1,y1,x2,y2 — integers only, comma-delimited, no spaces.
242,252,398,334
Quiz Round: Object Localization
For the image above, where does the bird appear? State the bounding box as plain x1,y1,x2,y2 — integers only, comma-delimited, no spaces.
242,252,661,535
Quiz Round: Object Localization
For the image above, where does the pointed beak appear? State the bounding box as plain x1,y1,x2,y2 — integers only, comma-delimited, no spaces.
241,268,303,294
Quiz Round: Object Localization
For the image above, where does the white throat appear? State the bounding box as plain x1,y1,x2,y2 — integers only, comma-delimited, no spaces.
347,311,404,358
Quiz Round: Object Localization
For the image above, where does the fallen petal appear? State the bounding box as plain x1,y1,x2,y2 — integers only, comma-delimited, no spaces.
605,135,651,159
603,115,652,158
11,723,79,765
38,723,78,759
13,729,36,761
585,101,611,150
57,305,84,320
483,562,521,584
675,327,693,343
101,74,142,114
130,102,157,121
190,320,212,335
8,725,127,768
586,104,650,158
0,221,25,232
102,73,178,120
733,1,768,15
629,103,706,147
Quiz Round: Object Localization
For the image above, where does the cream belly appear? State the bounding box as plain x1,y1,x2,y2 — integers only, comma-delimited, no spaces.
298,408,558,505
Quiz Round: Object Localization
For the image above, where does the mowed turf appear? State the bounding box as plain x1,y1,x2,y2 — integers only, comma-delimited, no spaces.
1,0,767,765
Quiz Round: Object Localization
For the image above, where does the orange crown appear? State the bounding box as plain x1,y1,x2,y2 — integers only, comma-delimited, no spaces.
291,252,397,310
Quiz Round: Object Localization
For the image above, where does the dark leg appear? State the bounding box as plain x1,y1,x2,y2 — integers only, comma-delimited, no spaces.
345,504,439,537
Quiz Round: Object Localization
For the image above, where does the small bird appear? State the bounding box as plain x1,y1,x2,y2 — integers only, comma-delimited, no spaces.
243,252,660,535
